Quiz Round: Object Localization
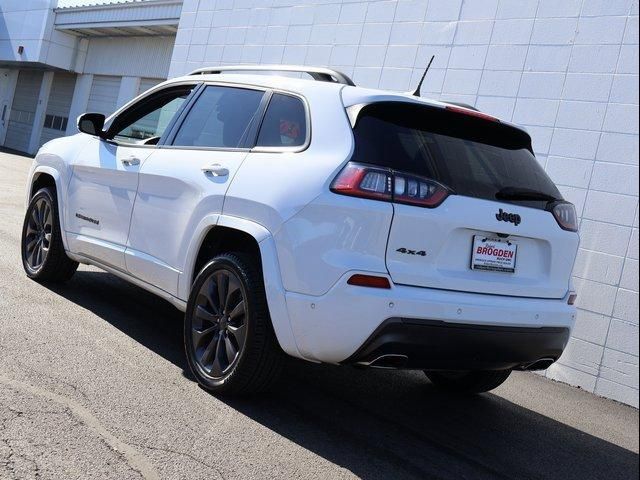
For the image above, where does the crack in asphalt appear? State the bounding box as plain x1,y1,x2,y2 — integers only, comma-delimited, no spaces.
130,442,227,479
0,372,159,480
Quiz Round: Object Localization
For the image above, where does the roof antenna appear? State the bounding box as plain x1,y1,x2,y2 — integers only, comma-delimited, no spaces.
411,55,435,97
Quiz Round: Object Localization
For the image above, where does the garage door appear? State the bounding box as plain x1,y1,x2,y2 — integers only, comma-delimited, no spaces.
39,72,77,147
4,70,43,153
138,78,162,96
87,75,120,117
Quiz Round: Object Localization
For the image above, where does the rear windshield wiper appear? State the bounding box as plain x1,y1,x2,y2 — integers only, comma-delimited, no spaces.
496,186,558,202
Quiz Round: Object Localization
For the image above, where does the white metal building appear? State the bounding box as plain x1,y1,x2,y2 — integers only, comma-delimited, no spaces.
169,0,639,407
2,0,638,408
0,0,181,154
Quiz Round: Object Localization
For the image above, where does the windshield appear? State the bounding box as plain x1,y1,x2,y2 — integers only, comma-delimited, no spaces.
351,102,562,210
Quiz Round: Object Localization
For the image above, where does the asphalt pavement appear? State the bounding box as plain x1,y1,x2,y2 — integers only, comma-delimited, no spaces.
0,149,638,480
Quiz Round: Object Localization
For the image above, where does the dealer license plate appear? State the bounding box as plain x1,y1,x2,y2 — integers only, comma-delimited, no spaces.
471,236,517,273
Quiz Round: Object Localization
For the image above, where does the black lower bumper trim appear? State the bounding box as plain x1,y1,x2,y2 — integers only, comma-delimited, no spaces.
344,318,570,371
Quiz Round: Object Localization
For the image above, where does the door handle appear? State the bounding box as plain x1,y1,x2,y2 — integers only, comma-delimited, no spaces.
121,156,140,166
201,164,229,177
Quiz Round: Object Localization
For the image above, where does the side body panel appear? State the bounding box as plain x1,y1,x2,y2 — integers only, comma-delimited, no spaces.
26,134,93,251
223,85,358,296
125,149,249,296
65,137,154,271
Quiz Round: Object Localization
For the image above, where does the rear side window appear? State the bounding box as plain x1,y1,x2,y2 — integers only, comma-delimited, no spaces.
351,102,562,209
173,85,264,148
256,93,307,148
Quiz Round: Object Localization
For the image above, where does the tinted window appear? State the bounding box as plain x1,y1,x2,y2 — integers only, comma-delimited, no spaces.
173,86,264,148
111,86,194,145
352,102,562,209
256,94,307,147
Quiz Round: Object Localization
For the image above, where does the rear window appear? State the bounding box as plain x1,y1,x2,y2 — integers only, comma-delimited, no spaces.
256,93,307,148
351,102,562,209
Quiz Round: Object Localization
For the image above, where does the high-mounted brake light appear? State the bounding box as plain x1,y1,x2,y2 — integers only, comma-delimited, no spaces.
550,202,578,232
445,105,499,123
330,162,450,208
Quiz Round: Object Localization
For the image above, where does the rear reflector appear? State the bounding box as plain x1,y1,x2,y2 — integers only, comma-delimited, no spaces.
568,292,578,305
347,274,391,289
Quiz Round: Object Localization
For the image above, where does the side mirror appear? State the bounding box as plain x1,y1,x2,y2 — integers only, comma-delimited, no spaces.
77,113,105,137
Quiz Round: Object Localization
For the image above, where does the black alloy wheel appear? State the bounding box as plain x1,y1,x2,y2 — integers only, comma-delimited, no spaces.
21,187,78,282
24,196,53,272
184,253,283,395
191,269,248,378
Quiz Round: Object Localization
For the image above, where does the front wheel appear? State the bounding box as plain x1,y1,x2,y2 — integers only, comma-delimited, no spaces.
21,187,78,282
184,253,283,395
424,370,511,394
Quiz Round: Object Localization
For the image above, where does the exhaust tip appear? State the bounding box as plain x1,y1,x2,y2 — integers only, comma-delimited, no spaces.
522,358,556,371
358,354,408,369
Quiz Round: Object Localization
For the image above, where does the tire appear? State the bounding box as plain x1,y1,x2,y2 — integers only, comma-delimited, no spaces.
21,187,78,282
424,369,511,394
184,252,283,395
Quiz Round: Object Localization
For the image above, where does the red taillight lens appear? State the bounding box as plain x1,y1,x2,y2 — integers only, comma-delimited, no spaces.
347,274,391,289
445,105,500,122
551,202,578,232
568,292,578,305
331,162,450,208
329,163,392,201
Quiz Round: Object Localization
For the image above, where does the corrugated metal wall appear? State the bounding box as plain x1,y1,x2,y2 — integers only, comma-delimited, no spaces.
4,71,42,152
83,36,174,79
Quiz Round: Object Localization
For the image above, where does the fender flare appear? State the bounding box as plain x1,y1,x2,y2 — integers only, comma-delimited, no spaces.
178,215,303,359
27,165,70,251
27,165,62,205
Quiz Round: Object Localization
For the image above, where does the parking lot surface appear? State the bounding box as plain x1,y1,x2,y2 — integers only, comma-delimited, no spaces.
1,150,638,479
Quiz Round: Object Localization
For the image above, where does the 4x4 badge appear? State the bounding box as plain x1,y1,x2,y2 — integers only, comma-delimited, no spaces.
495,208,521,226
396,248,427,256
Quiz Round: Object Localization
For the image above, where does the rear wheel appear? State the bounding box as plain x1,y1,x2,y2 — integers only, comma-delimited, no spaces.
184,253,283,395
21,187,78,282
424,369,511,394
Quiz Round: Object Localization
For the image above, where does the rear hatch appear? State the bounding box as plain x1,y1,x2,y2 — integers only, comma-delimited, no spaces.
350,102,579,299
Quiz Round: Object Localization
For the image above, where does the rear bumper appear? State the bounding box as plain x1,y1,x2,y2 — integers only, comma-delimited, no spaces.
285,272,576,364
342,318,570,370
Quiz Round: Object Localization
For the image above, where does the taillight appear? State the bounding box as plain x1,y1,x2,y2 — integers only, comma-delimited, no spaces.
393,172,450,207
330,162,450,208
550,202,578,232
329,163,392,201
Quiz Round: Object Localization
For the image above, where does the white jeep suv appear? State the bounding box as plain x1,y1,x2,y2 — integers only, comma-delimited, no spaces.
21,65,579,395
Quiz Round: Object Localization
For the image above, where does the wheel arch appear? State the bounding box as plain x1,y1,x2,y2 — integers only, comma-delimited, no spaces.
179,215,302,359
27,167,62,203
26,166,71,252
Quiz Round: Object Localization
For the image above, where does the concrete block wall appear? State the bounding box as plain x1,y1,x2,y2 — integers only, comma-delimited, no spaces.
169,0,640,405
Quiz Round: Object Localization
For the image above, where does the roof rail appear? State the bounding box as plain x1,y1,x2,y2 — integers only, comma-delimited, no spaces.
187,64,356,86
